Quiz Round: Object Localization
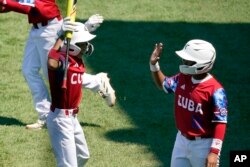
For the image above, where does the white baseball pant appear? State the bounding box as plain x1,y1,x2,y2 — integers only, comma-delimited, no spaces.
171,131,219,167
46,108,89,167
22,17,62,120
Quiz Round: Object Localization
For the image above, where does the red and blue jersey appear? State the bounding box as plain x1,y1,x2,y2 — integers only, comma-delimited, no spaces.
48,53,85,109
163,73,228,137
0,0,61,23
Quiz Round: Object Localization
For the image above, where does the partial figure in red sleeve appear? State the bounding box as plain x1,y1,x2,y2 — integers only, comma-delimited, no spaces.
47,21,97,167
149,40,228,167
0,0,116,129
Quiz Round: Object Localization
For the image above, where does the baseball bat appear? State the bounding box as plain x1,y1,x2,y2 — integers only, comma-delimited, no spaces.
62,0,77,89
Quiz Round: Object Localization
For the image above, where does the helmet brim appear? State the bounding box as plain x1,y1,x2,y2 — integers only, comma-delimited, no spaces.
175,50,196,62
70,22,97,44
83,33,96,42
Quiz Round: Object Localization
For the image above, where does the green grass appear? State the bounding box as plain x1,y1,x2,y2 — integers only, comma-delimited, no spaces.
0,0,250,166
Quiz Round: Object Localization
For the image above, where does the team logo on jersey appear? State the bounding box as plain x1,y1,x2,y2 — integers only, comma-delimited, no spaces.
219,108,227,116
214,108,228,122
71,73,83,84
177,95,203,115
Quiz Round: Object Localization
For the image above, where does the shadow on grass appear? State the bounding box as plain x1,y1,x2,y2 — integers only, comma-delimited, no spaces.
0,116,26,126
81,20,250,166
80,122,101,128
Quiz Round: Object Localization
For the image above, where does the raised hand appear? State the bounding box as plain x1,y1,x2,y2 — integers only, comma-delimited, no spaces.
150,43,163,65
84,14,104,32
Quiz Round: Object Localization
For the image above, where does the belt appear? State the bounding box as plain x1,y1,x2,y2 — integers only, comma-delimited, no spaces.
50,105,79,116
181,132,212,140
33,15,62,29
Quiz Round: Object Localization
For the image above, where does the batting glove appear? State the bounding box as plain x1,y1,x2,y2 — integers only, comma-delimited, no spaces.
96,73,116,107
84,14,104,32
62,17,79,32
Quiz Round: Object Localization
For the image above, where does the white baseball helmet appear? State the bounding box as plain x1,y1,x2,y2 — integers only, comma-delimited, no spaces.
61,22,96,56
175,39,216,75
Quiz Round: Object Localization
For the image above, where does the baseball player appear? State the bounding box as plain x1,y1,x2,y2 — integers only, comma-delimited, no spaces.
46,20,97,167
0,0,116,129
149,40,228,167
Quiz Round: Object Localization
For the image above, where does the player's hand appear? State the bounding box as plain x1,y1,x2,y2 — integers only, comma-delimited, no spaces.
150,43,163,65
62,17,79,32
85,14,104,32
206,152,218,167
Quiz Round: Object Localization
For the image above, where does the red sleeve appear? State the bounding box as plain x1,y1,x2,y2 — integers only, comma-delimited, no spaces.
0,0,31,14
48,49,60,61
1,0,61,23
210,123,227,154
213,123,226,140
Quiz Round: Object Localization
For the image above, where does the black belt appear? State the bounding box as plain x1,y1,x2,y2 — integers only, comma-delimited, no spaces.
181,132,212,140
33,21,48,29
33,16,62,29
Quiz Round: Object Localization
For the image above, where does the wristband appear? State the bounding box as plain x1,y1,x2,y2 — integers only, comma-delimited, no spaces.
210,138,223,154
150,62,160,72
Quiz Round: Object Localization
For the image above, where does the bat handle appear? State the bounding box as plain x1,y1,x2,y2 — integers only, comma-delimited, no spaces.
62,78,67,89
61,38,71,89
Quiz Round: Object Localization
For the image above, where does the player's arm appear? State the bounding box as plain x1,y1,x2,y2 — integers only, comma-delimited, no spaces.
210,88,228,154
0,0,31,14
48,17,79,70
48,37,64,70
150,43,165,89
206,88,228,166
206,123,226,167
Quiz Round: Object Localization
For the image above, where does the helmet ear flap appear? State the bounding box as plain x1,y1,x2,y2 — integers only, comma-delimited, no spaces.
60,44,81,56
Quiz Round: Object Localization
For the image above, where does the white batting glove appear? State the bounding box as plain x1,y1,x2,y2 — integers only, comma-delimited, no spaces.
84,14,104,32
62,17,79,32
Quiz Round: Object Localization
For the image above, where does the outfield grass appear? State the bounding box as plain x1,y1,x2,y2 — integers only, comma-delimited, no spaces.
0,0,250,167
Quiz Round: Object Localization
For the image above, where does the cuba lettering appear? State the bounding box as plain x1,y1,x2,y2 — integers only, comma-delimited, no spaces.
177,95,203,115
71,73,82,84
